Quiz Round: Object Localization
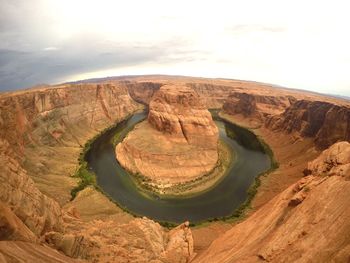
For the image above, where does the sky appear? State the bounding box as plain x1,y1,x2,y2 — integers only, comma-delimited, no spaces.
0,0,350,96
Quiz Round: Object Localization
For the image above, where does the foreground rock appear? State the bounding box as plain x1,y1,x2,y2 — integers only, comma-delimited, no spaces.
193,141,350,263
0,241,80,263
116,85,219,186
0,139,63,237
46,211,194,263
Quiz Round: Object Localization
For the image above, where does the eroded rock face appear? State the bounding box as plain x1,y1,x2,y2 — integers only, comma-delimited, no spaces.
116,85,219,185
0,83,141,205
46,215,193,263
266,100,350,149
193,141,350,263
223,92,294,117
0,139,63,237
124,81,163,105
148,85,218,147
308,141,350,178
0,241,80,263
223,93,259,117
0,82,195,263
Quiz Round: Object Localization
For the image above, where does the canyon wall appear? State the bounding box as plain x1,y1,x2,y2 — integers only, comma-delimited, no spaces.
223,92,295,117
123,81,163,105
266,100,350,149
193,141,350,263
0,83,141,204
0,82,195,262
0,139,63,238
1,77,349,262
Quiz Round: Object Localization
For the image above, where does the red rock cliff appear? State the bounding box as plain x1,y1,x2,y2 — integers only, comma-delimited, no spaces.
116,85,219,185
193,141,350,263
148,85,219,148
266,100,350,149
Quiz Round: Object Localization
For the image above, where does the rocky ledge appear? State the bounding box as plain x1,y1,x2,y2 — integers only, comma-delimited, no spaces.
193,141,350,263
116,85,219,188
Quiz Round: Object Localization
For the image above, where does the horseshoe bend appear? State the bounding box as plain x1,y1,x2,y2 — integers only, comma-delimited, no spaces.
116,85,221,194
0,76,350,263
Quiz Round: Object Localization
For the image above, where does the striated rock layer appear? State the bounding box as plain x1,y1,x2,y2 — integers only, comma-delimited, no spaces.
148,85,218,147
0,138,63,237
222,92,296,129
193,141,350,263
0,83,141,205
0,82,194,263
266,100,350,149
116,85,219,185
45,211,194,263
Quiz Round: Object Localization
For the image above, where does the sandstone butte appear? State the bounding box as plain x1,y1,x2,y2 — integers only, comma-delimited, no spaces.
116,84,219,186
0,75,349,262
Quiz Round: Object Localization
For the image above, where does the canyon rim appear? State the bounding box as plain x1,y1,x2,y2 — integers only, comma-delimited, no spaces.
0,75,349,262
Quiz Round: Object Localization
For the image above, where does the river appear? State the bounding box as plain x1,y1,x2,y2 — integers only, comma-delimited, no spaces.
85,111,271,224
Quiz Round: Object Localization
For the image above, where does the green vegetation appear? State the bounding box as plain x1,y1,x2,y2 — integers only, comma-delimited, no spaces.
126,140,233,199
70,111,141,200
204,113,280,225
71,163,96,199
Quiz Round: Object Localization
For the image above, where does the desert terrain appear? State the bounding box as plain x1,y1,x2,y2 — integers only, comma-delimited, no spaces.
0,75,349,262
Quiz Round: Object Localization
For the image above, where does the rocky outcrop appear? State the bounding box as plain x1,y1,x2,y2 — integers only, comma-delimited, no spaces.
266,100,350,149
193,141,350,263
124,81,163,105
223,92,294,117
223,93,259,117
0,83,141,204
0,139,63,237
46,215,193,263
221,92,295,129
116,85,219,185
307,141,350,178
0,241,80,263
148,85,218,147
0,83,139,155
0,202,38,243
186,83,236,108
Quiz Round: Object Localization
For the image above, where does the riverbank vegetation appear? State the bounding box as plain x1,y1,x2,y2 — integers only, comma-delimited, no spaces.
127,139,234,199
71,109,278,228
70,111,143,200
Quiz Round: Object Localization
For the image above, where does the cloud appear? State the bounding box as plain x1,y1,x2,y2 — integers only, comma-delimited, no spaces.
226,24,286,34
0,0,350,96
43,47,59,51
0,35,203,91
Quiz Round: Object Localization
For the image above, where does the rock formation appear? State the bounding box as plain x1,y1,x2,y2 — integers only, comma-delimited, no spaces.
307,141,350,178
124,81,163,105
267,100,350,149
223,93,259,117
0,138,63,237
1,76,350,262
0,241,80,263
223,92,295,118
0,83,141,204
45,213,193,262
116,85,219,186
148,85,218,147
193,141,350,263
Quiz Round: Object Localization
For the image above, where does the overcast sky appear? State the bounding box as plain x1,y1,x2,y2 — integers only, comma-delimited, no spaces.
0,0,350,96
